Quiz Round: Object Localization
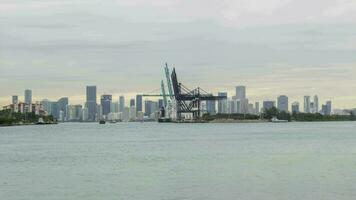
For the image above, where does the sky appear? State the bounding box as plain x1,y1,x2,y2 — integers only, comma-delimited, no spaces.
1,0,356,108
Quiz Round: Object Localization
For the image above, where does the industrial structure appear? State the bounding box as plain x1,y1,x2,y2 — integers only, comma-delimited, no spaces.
142,63,226,122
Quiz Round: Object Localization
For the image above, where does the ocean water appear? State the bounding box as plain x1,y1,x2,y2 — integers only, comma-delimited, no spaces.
1,122,356,200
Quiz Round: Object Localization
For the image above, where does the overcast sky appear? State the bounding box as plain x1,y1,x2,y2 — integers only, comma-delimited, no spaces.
1,0,356,108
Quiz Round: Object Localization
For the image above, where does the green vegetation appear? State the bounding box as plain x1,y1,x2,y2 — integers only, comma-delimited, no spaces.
202,113,260,121
0,109,55,126
263,107,356,122
202,107,356,122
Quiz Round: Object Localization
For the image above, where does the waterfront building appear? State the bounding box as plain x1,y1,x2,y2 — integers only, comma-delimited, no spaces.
96,104,103,120
86,86,97,121
277,95,289,112
130,99,135,107
123,107,130,122
326,101,332,115
255,102,260,114
263,101,276,111
24,89,32,104
101,95,112,116
291,102,300,113
57,97,68,120
240,98,249,114
82,107,89,121
144,100,158,117
218,92,228,114
248,103,254,114
40,99,52,115
304,96,311,113
129,106,137,121
110,101,119,113
136,95,143,113
314,95,319,113
12,95,18,104
206,100,216,114
235,86,246,100
137,111,144,121
228,100,236,114
119,96,125,113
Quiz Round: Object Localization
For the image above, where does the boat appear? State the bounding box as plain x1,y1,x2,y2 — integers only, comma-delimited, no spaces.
36,117,45,125
271,117,288,123
99,120,106,124
158,118,172,123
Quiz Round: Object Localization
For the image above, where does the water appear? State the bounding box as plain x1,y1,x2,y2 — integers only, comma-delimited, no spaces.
1,122,356,200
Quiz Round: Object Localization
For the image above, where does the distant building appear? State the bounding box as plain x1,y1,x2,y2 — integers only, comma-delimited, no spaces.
206,100,216,114
123,107,130,122
82,107,89,121
12,95,18,104
291,102,300,113
110,101,119,113
277,95,289,112
119,96,125,113
255,102,260,114
136,95,143,113
218,92,228,114
304,96,311,113
129,106,137,121
313,95,319,113
86,86,97,121
321,101,332,115
40,99,52,115
263,101,275,111
101,95,112,116
144,100,158,117
235,86,246,100
24,89,32,104
97,104,103,120
130,99,135,107
57,97,68,120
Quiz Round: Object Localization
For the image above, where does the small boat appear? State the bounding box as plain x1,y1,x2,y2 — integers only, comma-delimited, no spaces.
99,120,106,124
36,117,45,125
271,117,288,123
158,118,172,123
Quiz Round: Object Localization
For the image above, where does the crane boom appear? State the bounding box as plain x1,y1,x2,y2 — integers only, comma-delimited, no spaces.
164,63,174,99
161,80,168,108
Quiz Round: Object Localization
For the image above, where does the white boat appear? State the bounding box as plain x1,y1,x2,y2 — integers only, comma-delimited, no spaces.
271,117,288,123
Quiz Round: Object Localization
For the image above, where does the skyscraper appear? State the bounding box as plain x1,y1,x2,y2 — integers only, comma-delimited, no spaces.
12,95,18,104
235,86,246,100
130,99,135,107
277,95,289,112
136,95,143,113
119,96,125,113
255,102,260,114
263,101,275,111
218,92,228,114
291,102,300,113
313,95,319,113
101,95,112,116
304,96,311,113
206,100,216,114
86,86,97,121
57,97,69,120
24,89,32,104
326,101,332,115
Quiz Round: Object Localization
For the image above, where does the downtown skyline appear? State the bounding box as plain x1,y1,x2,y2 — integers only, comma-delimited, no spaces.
1,0,356,108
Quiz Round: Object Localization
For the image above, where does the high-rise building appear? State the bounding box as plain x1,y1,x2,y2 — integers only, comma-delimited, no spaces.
206,100,216,114
86,86,97,121
136,95,143,113
119,96,125,113
277,95,289,112
235,86,246,100
82,107,89,121
218,92,228,114
41,99,52,115
326,101,332,115
24,89,32,104
263,101,275,111
57,97,68,120
313,95,319,113
240,98,249,114
130,99,135,107
291,102,300,113
255,102,260,114
101,95,112,116
144,100,158,117
12,95,18,104
304,96,311,113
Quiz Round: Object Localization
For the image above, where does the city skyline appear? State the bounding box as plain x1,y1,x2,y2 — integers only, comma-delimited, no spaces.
1,0,356,108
